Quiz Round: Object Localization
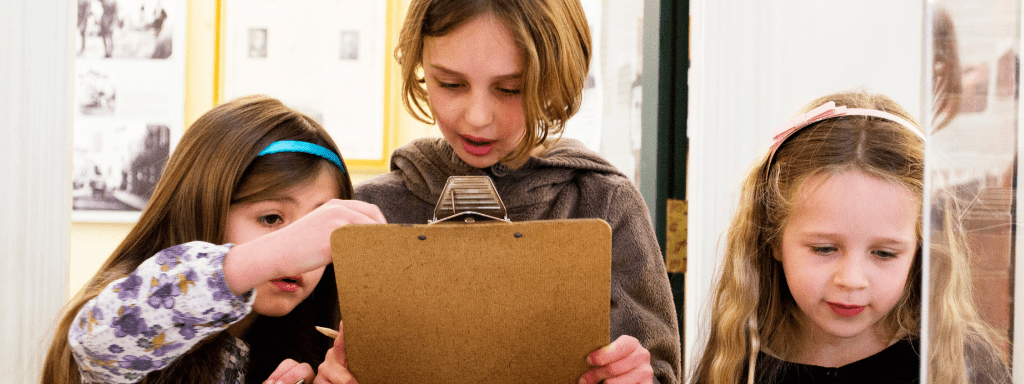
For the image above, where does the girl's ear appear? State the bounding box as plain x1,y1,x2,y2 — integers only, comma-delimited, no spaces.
771,243,783,262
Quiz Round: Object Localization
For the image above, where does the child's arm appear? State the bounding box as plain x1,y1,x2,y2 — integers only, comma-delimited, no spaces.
222,199,386,295
68,242,254,383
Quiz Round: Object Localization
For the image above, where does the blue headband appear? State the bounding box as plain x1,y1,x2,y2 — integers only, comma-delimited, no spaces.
257,140,347,174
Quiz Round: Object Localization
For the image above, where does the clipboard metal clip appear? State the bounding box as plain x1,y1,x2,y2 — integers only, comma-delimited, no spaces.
429,176,511,224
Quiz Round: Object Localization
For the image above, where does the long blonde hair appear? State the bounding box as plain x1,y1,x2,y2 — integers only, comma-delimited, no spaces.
41,95,350,383
395,0,591,167
690,91,1007,384
930,185,1010,384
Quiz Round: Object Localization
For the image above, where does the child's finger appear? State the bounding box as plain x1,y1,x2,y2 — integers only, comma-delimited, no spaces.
264,358,296,382
333,320,348,368
266,358,299,381
579,336,652,384
587,347,651,379
335,200,387,224
264,359,314,384
586,335,640,367
319,201,385,226
600,365,654,384
272,365,314,384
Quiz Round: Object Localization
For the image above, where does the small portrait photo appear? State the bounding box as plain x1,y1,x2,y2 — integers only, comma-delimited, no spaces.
76,66,117,116
340,30,359,60
249,27,268,58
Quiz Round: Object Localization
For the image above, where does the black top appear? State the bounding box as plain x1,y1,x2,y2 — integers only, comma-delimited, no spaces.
750,338,920,384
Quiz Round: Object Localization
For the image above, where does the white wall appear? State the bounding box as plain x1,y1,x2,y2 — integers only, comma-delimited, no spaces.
686,0,923,374
0,0,73,382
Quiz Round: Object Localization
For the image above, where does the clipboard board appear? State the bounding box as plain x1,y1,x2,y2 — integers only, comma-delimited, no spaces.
331,177,611,383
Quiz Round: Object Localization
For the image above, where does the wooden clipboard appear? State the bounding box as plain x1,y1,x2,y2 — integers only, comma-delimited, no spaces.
330,217,611,383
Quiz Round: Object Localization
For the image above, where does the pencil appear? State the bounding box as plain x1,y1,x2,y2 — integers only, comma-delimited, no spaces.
316,326,339,339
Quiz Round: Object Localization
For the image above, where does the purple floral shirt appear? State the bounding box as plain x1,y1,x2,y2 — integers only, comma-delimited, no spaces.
69,241,256,383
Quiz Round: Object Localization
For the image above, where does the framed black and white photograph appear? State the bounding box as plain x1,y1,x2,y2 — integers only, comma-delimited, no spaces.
72,123,170,216
76,65,118,116
72,0,185,222
77,0,174,59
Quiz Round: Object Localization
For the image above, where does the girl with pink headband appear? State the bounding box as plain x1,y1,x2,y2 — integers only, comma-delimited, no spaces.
690,91,1009,384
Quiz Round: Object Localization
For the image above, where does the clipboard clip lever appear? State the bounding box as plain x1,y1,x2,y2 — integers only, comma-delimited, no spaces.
429,176,511,224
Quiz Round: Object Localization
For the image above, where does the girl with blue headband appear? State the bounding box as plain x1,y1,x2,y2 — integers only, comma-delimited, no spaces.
42,95,385,383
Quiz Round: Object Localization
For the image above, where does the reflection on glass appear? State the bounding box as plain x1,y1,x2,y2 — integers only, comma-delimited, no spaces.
928,1,1016,382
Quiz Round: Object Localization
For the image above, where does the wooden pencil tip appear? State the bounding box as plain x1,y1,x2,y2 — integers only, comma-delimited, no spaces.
316,326,339,339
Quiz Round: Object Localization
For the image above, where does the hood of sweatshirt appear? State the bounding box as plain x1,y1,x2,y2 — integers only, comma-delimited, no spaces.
387,137,626,210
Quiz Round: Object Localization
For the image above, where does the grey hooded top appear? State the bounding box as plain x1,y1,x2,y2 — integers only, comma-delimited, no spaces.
354,137,681,383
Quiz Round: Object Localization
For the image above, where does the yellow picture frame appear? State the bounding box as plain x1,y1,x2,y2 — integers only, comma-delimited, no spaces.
197,0,408,175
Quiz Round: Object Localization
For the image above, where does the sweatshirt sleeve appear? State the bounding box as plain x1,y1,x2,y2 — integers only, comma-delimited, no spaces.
606,183,682,384
69,241,255,383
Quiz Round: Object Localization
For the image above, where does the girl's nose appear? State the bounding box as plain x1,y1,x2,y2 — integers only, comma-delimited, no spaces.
464,90,494,128
833,255,869,289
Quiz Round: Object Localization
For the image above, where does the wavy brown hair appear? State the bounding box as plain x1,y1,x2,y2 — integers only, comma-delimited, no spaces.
396,0,591,167
691,91,1007,384
41,95,349,383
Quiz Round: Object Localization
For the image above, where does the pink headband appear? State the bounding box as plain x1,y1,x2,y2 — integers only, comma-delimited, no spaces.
765,101,925,176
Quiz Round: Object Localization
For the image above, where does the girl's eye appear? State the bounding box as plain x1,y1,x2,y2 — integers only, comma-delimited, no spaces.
811,246,837,255
437,81,462,89
258,214,283,226
497,87,521,95
873,250,898,259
